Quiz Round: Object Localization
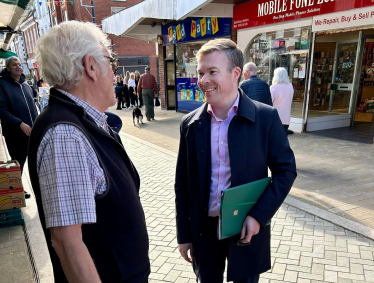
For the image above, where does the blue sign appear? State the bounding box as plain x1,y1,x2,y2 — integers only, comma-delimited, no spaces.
176,78,205,112
162,17,231,46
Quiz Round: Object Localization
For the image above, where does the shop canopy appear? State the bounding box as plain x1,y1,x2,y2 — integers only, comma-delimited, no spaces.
0,0,33,49
102,0,237,42
0,49,18,58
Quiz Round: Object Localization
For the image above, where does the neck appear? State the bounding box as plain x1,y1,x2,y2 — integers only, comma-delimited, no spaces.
11,74,21,82
211,92,238,120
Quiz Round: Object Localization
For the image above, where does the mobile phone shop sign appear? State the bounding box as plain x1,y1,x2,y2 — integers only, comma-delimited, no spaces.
162,17,231,46
312,6,374,32
233,0,374,30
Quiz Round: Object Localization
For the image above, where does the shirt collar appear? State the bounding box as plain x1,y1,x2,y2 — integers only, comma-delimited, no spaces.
207,92,239,121
57,89,108,131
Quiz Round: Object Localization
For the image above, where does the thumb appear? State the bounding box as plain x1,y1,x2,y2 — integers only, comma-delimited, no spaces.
240,223,246,240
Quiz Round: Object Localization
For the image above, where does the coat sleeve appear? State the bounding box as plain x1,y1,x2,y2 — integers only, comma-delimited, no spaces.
0,85,23,127
174,124,192,244
248,109,297,228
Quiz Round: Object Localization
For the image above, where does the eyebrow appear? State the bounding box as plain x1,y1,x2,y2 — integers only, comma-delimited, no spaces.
197,67,218,72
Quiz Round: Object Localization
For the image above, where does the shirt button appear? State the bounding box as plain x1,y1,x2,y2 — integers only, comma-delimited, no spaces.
221,142,223,145
220,181,223,184
221,162,224,165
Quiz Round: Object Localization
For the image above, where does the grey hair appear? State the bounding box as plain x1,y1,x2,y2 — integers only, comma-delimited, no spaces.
272,67,290,84
243,62,257,74
5,56,20,68
196,38,244,79
35,21,111,89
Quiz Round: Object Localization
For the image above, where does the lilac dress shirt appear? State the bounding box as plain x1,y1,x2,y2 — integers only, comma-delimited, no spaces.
207,93,239,217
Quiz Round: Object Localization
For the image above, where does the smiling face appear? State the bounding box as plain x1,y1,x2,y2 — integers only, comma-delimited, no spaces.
7,59,23,79
197,50,240,109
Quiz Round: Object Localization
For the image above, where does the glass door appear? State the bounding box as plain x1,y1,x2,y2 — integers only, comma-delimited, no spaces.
166,61,176,109
331,42,358,114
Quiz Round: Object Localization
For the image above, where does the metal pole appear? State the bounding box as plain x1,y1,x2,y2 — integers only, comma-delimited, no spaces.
91,1,95,23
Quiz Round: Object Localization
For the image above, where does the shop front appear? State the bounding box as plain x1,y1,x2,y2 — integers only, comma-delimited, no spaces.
161,17,232,111
234,0,374,132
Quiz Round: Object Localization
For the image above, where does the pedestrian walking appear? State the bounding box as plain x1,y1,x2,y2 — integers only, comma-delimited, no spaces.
137,66,157,121
0,56,38,199
174,38,296,283
270,67,294,134
240,62,273,106
28,21,150,283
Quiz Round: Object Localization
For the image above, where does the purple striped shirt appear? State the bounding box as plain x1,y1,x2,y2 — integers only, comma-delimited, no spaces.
207,93,239,217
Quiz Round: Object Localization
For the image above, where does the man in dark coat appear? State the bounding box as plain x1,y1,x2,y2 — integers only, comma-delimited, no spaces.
175,39,296,283
0,57,38,173
240,62,272,106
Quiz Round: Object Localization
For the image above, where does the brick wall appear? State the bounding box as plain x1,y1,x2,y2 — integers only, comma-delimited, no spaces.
157,44,166,109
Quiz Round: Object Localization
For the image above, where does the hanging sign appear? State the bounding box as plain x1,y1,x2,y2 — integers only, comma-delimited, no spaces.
162,17,231,46
233,0,374,30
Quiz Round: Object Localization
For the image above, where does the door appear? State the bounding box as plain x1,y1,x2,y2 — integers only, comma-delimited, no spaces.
165,60,176,110
330,42,358,114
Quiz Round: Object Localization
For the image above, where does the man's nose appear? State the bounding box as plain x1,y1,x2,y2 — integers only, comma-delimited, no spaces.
200,74,210,84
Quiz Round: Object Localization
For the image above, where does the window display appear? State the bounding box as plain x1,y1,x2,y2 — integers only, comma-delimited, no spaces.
245,27,311,118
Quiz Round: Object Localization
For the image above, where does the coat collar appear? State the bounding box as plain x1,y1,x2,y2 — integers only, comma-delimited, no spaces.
187,88,256,125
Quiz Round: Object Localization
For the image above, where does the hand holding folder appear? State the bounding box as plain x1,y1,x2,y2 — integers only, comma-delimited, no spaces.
219,177,271,240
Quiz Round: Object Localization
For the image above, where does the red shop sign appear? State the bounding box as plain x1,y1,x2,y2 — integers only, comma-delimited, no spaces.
233,0,374,30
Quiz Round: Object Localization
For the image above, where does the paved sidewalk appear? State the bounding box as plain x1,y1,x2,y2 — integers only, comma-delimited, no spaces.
121,132,374,283
109,105,374,230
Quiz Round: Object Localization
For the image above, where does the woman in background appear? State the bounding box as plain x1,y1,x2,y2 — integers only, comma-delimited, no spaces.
128,72,137,108
270,67,294,134
115,75,124,110
123,71,130,109
135,70,143,108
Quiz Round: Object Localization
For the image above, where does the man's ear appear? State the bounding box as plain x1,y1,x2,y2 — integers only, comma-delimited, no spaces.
233,66,241,83
83,54,99,82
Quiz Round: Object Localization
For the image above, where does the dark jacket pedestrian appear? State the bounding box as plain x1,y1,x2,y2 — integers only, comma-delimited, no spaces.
240,75,273,106
115,77,124,110
0,61,38,173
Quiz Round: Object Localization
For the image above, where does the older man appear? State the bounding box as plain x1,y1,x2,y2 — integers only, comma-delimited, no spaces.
137,66,157,121
28,21,150,283
240,62,272,106
0,57,38,198
175,39,296,282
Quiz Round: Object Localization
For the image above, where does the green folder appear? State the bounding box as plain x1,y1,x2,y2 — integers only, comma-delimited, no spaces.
219,177,271,240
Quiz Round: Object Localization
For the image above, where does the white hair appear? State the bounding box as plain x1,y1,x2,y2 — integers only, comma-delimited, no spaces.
272,67,290,84
243,62,257,74
35,21,111,89
5,56,20,68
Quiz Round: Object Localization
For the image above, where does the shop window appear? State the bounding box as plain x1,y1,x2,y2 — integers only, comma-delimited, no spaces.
244,27,311,119
111,7,124,14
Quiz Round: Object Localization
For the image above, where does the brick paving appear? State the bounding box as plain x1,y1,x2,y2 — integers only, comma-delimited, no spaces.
110,105,374,230
120,132,374,283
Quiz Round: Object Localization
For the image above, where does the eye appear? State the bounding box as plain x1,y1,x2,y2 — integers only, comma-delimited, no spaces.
211,70,217,74
198,73,204,77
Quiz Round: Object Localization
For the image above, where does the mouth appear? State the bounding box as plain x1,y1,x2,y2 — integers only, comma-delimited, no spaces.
203,87,216,93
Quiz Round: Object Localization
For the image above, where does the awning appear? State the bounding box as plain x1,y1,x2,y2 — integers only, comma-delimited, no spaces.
0,48,18,58
0,0,33,49
102,0,234,42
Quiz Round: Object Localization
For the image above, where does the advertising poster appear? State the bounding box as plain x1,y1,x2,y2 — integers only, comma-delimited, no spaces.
177,78,205,111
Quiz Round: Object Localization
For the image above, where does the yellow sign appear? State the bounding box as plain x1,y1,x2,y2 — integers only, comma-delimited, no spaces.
168,26,173,42
201,18,207,36
233,210,238,216
176,24,182,41
212,17,219,35
191,20,196,38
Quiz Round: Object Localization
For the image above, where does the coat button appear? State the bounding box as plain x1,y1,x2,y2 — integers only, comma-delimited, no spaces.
200,234,202,236
199,122,201,124
201,150,204,153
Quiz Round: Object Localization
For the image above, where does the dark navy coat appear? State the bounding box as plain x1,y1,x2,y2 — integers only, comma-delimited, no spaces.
175,90,296,281
240,75,273,106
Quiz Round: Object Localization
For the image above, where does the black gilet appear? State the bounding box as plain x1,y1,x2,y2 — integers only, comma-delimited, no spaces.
28,88,150,283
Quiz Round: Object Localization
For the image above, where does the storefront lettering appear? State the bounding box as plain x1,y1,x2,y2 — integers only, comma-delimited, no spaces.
258,0,317,16
313,9,374,29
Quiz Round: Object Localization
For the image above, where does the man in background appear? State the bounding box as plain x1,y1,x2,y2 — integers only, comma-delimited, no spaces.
0,56,38,199
137,66,158,121
240,62,272,106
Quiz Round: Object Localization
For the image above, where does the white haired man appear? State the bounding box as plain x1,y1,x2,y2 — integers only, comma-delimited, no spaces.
240,62,272,106
28,21,150,283
175,39,296,282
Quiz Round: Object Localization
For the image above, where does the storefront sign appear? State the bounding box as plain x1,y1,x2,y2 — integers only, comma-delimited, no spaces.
312,6,374,32
176,78,205,111
233,0,374,30
162,17,231,46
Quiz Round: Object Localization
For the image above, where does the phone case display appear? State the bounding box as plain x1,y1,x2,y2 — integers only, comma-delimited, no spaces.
310,50,335,109
356,43,374,122
248,39,271,83
335,43,357,84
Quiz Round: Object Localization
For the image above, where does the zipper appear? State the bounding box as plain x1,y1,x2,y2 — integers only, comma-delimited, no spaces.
16,81,34,125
